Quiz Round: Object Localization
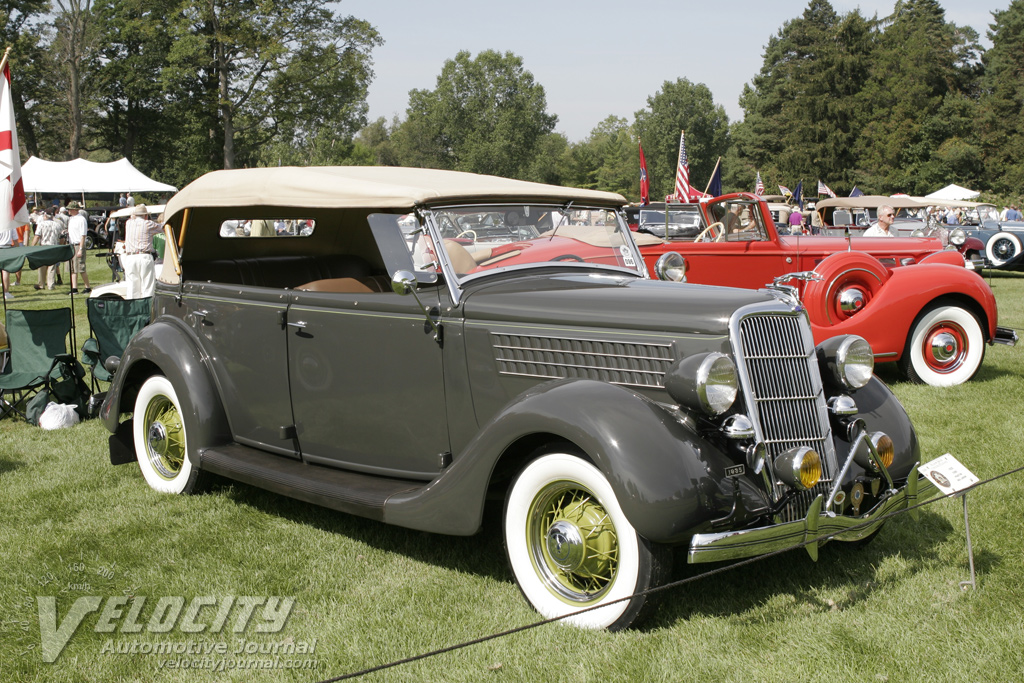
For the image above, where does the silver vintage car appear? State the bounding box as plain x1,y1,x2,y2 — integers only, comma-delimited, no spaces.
102,167,937,630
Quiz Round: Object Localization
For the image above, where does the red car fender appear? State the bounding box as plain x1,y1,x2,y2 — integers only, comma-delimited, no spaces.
806,262,998,359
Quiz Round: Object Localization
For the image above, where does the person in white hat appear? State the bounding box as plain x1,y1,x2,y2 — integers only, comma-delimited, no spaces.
122,204,161,298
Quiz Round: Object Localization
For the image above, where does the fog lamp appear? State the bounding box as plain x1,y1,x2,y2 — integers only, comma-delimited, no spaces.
774,446,822,491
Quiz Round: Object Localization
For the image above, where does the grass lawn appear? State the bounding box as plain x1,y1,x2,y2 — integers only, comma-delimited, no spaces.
2,260,1024,682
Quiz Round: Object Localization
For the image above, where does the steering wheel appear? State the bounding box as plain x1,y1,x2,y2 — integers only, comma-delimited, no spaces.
694,221,725,243
456,229,478,240
438,215,460,237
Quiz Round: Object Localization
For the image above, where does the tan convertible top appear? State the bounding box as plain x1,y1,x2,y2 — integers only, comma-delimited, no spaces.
163,166,627,220
815,195,930,210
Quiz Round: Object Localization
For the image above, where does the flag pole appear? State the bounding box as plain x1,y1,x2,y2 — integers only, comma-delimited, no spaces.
702,157,722,196
0,47,11,74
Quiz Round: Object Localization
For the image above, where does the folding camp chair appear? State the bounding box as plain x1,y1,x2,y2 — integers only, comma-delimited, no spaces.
81,297,151,392
0,308,73,421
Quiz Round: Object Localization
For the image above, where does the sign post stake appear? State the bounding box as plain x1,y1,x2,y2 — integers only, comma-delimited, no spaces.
959,493,976,590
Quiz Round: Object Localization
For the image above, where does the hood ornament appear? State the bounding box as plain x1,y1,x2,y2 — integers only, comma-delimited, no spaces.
765,271,823,311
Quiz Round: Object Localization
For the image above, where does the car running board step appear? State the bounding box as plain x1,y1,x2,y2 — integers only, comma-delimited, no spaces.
200,444,424,521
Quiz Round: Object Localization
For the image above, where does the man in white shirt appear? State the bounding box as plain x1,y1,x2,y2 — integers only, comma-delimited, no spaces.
122,204,161,298
864,205,896,237
66,201,92,293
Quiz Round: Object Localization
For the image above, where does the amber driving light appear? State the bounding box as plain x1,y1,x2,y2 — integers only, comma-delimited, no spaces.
774,447,822,491
871,432,894,469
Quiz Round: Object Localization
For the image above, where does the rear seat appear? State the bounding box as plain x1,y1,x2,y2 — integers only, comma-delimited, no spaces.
185,255,373,289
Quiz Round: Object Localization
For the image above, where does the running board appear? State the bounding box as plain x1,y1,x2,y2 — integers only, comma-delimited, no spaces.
200,444,424,521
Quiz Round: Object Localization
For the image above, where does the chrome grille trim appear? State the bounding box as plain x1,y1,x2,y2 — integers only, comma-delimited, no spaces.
492,333,674,389
729,303,837,522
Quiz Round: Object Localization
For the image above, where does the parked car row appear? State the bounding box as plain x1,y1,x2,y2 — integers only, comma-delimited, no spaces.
101,168,1011,632
635,193,1016,386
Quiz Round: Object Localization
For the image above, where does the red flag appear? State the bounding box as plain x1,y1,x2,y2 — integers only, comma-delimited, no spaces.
1,58,29,232
638,141,650,206
673,130,691,203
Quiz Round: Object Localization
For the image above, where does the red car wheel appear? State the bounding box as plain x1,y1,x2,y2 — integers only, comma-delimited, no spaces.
899,304,985,386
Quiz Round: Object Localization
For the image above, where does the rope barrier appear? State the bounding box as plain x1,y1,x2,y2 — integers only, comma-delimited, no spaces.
313,463,1024,683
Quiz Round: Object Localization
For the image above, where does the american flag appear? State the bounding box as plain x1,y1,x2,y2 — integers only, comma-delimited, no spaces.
1,57,29,234
674,130,691,202
754,171,765,196
817,180,836,198
638,141,650,206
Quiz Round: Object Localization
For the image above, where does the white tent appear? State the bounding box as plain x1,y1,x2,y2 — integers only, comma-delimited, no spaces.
925,183,980,201
21,156,177,194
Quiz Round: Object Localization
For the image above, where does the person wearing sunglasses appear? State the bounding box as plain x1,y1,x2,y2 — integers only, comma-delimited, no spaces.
864,204,897,237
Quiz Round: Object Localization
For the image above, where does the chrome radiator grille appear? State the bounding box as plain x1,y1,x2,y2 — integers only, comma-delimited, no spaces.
732,309,837,522
492,333,673,389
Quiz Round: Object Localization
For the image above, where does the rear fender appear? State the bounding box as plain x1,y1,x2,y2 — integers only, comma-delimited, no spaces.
384,379,758,543
100,317,231,463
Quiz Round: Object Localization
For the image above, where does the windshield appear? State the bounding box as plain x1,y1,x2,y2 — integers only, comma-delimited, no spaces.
638,207,702,239
407,204,645,280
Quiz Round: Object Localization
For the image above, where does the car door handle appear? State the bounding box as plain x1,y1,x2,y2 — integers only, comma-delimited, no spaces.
189,309,209,325
286,321,307,329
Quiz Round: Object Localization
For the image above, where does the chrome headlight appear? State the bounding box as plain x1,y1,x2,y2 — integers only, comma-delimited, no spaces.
949,228,967,246
665,352,739,416
817,335,874,390
655,252,687,282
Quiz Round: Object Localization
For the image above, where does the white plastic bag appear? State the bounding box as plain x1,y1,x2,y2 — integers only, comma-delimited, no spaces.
38,402,81,430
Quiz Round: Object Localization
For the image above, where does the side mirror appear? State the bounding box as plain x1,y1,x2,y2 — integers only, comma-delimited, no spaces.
391,270,417,296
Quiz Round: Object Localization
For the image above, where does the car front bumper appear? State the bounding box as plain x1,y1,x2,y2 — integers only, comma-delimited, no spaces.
687,462,939,564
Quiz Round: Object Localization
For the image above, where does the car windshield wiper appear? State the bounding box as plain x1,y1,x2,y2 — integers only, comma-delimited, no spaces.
547,201,574,241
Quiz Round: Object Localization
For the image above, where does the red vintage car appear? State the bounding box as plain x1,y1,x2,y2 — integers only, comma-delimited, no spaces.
638,193,1017,386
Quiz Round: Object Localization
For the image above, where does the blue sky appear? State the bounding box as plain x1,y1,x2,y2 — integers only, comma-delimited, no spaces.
339,0,1003,141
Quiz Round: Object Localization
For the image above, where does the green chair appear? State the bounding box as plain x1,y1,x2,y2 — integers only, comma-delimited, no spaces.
0,308,74,421
81,297,151,391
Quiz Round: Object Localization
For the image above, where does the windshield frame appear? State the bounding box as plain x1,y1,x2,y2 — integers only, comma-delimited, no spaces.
415,202,647,303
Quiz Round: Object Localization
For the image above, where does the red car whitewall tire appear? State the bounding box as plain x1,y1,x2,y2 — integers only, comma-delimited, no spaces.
899,305,985,386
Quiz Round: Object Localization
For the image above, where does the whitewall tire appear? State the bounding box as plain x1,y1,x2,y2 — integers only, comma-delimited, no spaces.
900,305,985,386
985,232,1021,267
133,376,203,494
504,452,669,630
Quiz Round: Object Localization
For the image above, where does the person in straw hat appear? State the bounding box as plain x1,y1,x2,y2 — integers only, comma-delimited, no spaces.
122,203,162,298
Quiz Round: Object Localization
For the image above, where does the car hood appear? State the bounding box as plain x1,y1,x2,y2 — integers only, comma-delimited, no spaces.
459,271,777,337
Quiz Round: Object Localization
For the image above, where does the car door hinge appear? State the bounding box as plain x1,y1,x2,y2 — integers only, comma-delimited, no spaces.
279,425,297,440
438,452,452,469
277,310,287,328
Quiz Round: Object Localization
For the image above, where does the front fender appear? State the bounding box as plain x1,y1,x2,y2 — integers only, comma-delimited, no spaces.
384,379,751,543
100,316,231,463
809,263,998,356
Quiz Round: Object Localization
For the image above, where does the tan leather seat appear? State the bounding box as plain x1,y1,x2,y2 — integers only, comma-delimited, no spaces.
296,277,388,293
443,240,481,275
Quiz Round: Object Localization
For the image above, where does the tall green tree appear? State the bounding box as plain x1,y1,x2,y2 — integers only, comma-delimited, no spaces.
162,0,381,171
564,116,636,197
855,0,982,193
52,0,99,159
731,0,874,195
395,50,556,179
2,0,52,158
633,78,729,201
978,0,1024,195
90,0,177,170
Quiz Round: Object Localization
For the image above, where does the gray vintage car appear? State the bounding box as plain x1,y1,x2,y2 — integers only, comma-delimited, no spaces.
101,167,937,630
